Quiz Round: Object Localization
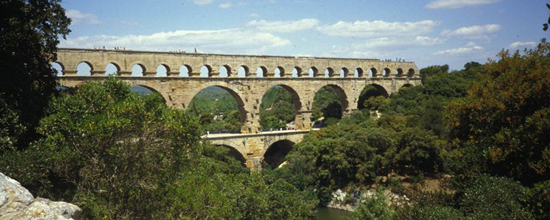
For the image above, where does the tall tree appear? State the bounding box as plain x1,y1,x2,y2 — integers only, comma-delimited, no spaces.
0,0,71,148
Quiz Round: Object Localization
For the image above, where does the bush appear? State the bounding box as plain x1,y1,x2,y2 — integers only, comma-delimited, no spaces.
352,189,395,220
414,206,464,220
528,180,550,220
459,174,533,220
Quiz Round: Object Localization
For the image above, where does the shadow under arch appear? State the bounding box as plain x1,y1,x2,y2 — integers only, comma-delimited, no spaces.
259,84,302,130
130,85,167,104
264,139,295,169
357,83,389,110
216,144,247,167
188,85,247,133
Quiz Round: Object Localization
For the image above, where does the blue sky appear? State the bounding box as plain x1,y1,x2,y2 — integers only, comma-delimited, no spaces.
60,0,547,70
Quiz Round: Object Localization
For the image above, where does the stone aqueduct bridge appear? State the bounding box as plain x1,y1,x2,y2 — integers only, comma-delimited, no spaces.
55,48,421,169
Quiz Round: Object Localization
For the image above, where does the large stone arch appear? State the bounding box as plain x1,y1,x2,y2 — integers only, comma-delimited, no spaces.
184,82,250,133
312,84,349,115
216,144,247,167
263,139,295,168
357,83,389,110
129,84,168,104
258,84,303,129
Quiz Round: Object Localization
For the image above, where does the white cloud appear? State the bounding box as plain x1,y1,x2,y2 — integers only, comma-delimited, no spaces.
426,0,501,9
247,18,319,33
317,20,440,38
434,42,483,55
509,41,536,49
441,24,500,39
66,9,99,25
60,29,290,54
358,36,446,49
218,2,232,8
248,13,260,18
188,0,215,5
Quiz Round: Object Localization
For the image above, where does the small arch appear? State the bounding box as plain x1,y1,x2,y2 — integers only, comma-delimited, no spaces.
237,65,249,77
383,68,391,77
105,63,120,76
264,140,295,168
55,85,73,93
325,67,335,78
156,64,169,77
408,68,415,77
291,67,302,77
274,66,285,77
256,66,267,77
131,64,145,76
200,65,212,77
395,68,404,77
219,65,231,77
308,67,318,77
217,145,246,167
130,85,167,104
402,84,413,88
340,67,349,78
77,61,93,76
51,62,64,76
179,65,191,77
369,68,378,77
355,68,364,78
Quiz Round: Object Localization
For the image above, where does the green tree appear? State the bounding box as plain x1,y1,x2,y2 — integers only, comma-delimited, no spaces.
447,40,550,184
352,189,395,220
0,0,71,148
6,79,202,219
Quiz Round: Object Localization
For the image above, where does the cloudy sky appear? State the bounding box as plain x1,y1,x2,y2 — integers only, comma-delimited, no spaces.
60,0,546,70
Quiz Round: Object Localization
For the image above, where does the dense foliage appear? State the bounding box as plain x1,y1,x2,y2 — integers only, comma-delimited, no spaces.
0,79,317,219
0,0,71,148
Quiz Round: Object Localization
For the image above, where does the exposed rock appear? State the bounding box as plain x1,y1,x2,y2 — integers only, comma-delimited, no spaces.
0,173,81,220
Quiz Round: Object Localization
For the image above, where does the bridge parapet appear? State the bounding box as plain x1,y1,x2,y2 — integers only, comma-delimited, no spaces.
55,48,419,79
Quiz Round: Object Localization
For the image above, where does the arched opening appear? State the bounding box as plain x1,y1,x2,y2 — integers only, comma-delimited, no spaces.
369,68,378,77
156,64,169,77
358,84,389,111
188,86,246,134
131,64,145,76
237,65,249,77
179,65,191,77
130,85,167,104
340,68,349,78
325,67,335,78
401,84,413,88
355,68,364,78
383,68,391,77
309,67,318,77
311,85,348,127
274,66,285,77
51,62,64,76
217,145,246,167
105,63,120,76
408,68,415,77
395,68,404,77
292,67,301,77
259,85,301,131
200,65,212,77
256,66,267,77
264,140,295,169
77,62,93,76
219,65,231,77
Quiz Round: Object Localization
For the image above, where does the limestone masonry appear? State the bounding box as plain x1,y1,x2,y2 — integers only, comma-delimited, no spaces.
55,48,421,169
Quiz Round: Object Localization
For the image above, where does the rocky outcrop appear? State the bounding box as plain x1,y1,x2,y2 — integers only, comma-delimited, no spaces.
0,172,81,220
